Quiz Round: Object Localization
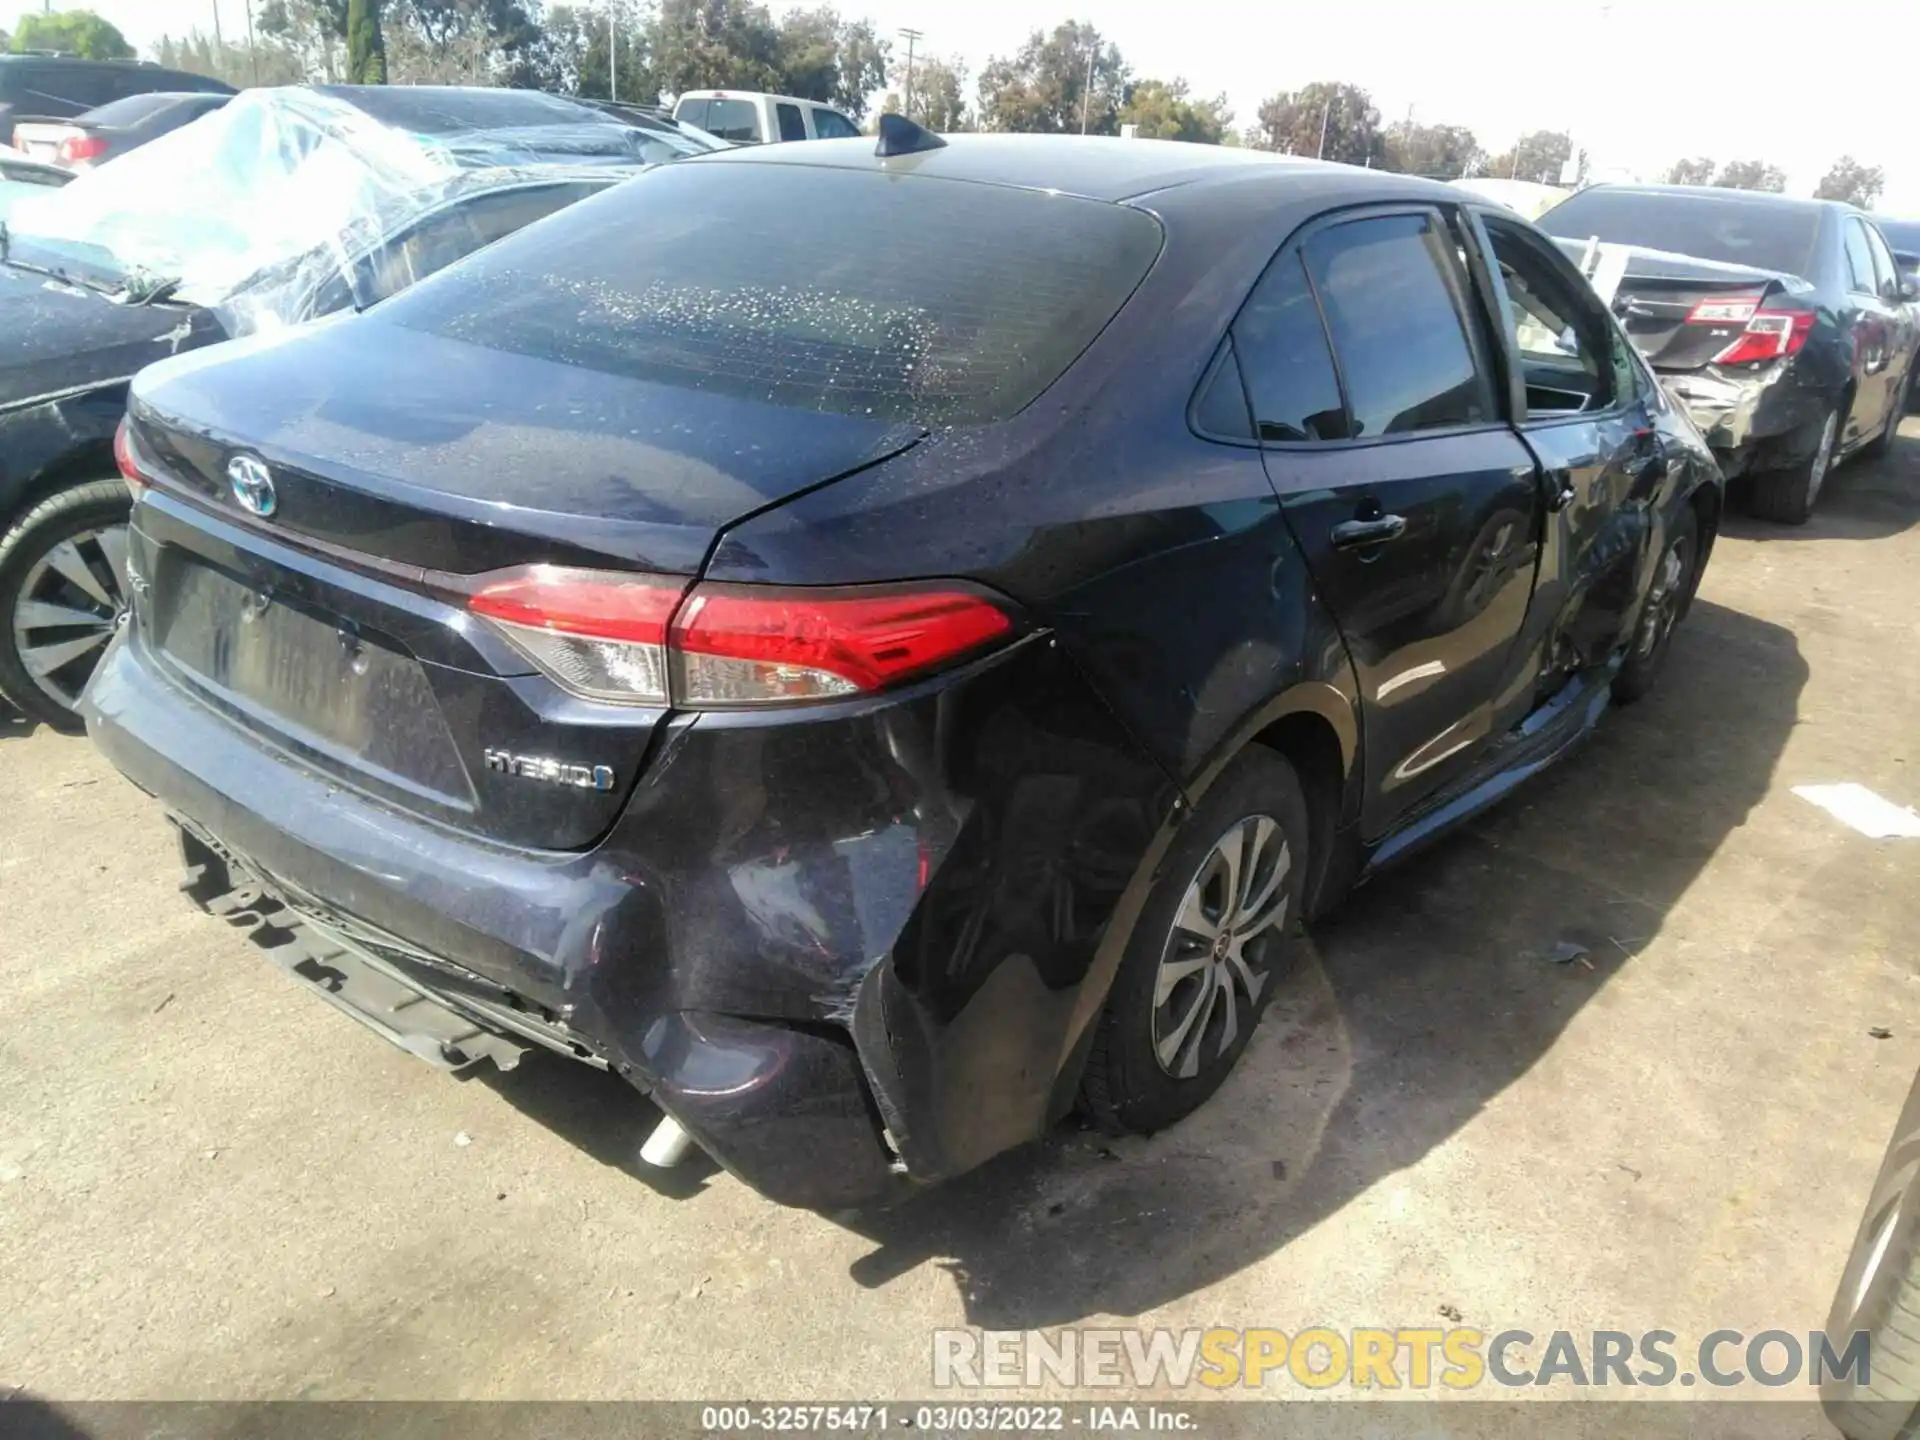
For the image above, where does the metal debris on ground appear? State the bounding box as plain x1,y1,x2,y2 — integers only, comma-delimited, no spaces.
1871,1027,1894,1040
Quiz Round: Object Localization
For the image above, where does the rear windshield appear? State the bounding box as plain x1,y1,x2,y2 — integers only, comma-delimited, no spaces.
77,93,199,126
677,98,760,143
377,160,1165,425
1877,220,1920,259
1541,190,1820,278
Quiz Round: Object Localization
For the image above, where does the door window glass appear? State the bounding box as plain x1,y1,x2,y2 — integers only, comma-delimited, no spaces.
775,102,807,142
1481,215,1617,416
1231,251,1347,441
1865,222,1900,300
810,107,862,138
1845,219,1879,296
1303,213,1491,438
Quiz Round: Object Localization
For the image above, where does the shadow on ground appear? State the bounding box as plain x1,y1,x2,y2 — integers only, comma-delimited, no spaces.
1722,428,1920,544
838,597,1805,1326
463,598,1804,1330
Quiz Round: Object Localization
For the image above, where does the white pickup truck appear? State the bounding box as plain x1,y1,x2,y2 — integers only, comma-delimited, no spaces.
671,90,863,145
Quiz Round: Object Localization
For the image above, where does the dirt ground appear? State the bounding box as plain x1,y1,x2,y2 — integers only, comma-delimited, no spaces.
3,427,1919,1415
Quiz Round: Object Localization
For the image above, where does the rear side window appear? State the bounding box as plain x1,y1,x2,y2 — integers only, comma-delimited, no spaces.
811,108,861,139
1303,213,1491,439
775,101,807,142
380,161,1164,425
1844,219,1878,295
1231,252,1346,441
699,99,761,143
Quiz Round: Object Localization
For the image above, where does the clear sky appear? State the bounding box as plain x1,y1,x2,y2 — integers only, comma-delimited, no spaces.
70,0,1920,214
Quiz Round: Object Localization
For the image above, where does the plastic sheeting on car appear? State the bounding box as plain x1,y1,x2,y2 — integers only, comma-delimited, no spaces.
2,86,683,337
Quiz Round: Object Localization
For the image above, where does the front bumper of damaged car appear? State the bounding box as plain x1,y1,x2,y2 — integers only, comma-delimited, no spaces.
82,620,1179,1210
1660,361,1829,478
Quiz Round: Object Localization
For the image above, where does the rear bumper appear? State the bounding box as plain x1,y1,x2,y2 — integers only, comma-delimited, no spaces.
85,619,1177,1208
1661,360,1833,476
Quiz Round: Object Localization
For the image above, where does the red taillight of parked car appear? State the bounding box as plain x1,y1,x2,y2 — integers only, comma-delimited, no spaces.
56,134,108,166
671,582,1014,704
1685,295,1815,366
468,567,1013,707
114,417,154,494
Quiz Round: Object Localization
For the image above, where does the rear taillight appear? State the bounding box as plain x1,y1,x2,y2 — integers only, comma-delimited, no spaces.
468,568,1014,708
469,566,686,705
56,134,107,166
1685,294,1815,366
114,417,154,494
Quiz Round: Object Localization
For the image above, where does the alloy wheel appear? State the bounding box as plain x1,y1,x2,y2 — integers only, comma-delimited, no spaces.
1807,410,1838,508
1151,814,1292,1079
9,523,131,711
1634,533,1692,661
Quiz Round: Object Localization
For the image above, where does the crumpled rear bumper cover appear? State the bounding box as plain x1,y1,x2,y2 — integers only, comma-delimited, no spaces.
84,617,1176,1210
1661,362,1828,475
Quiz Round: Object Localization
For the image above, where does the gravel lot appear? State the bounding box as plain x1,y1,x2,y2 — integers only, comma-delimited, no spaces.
4,429,1919,1411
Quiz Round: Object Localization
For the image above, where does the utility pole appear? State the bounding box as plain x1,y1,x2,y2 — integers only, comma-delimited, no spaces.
212,0,224,51
244,0,258,82
899,27,923,120
1080,32,1095,134
609,0,618,102
1316,97,1330,159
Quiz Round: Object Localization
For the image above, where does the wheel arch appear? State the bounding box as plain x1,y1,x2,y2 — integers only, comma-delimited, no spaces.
0,384,130,529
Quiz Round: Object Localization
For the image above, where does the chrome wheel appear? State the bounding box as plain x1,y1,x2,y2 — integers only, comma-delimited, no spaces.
1151,815,1292,1079
1807,409,1838,508
1634,533,1691,660
9,523,130,711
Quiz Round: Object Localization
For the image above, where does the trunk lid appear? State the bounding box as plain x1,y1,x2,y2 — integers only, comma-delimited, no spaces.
1560,240,1798,371
126,320,925,850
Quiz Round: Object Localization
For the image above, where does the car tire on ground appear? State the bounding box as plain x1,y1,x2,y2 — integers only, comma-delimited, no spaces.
1613,504,1701,705
1821,1083,1920,1440
0,479,134,733
1080,746,1310,1136
1749,405,1841,526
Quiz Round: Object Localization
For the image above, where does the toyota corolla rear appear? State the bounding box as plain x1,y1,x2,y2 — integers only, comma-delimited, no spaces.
82,151,1177,1209
1540,186,1843,475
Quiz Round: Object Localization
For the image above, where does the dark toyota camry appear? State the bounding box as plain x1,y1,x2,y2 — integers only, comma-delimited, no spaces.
86,130,1722,1209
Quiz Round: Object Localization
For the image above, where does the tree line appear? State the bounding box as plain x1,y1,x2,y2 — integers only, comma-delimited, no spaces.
14,4,1896,209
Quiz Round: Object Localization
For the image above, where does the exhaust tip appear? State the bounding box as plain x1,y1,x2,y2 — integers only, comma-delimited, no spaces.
640,1114,695,1169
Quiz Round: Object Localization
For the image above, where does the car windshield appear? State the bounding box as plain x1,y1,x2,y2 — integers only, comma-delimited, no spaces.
376,159,1166,425
1540,189,1821,278
2,85,670,329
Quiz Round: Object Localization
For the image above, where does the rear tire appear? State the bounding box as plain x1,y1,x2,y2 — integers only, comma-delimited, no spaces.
0,480,133,734
1080,747,1310,1136
1748,405,1839,525
1613,505,1701,705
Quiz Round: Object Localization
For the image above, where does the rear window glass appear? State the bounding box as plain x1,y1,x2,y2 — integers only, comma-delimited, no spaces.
691,99,760,143
378,161,1164,425
76,93,190,126
1541,190,1819,278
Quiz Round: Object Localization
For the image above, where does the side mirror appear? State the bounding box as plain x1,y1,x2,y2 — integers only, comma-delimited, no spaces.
1902,277,1920,305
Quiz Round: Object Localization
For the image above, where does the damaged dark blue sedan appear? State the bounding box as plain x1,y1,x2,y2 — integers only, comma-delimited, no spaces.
85,126,1722,1209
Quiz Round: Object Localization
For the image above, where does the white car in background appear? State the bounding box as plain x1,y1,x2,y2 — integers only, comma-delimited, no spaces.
1452,177,1569,220
671,89,863,144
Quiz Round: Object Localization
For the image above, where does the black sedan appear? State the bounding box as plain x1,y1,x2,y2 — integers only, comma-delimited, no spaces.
0,84,717,731
1540,185,1920,524
9,91,231,170
86,126,1722,1209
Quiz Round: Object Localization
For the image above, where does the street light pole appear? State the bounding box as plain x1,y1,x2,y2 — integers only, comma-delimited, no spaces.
212,0,224,51
244,0,258,82
609,1,618,102
899,27,923,120
1080,34,1095,134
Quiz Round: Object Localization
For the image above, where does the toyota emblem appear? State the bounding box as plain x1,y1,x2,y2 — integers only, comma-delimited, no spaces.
226,454,277,518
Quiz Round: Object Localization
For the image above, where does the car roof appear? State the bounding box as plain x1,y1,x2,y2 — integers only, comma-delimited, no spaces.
677,89,850,112
1568,183,1837,215
685,132,1454,205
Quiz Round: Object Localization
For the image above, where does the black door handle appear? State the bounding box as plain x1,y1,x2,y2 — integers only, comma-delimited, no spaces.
1331,514,1408,550
1543,468,1577,512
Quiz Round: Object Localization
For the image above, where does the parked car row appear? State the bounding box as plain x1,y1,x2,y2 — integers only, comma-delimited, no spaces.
0,83,725,733
10,113,1721,1210
1536,184,1920,523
